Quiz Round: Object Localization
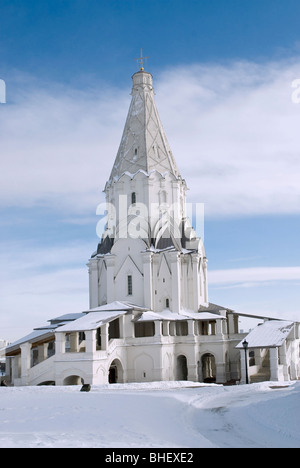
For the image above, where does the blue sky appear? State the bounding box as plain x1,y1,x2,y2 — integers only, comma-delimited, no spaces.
1,0,300,341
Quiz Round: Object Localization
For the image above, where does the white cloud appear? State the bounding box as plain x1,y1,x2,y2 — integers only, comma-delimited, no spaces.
0,242,91,341
157,59,300,217
1,58,300,217
209,266,300,287
1,59,300,341
0,77,128,212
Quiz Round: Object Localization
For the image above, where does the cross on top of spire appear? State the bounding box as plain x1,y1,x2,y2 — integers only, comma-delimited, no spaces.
135,48,149,71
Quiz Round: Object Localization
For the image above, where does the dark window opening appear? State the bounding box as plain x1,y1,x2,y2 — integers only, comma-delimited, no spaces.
176,321,188,336
134,321,155,337
109,318,120,340
96,328,102,350
128,275,133,295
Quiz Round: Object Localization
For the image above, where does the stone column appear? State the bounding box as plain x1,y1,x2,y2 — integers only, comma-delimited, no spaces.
10,355,20,383
188,320,196,337
270,347,279,381
154,320,162,338
279,342,289,380
70,333,79,353
290,339,299,380
85,330,96,354
38,343,48,363
239,349,247,384
20,342,32,386
55,332,66,355
216,319,224,337
101,323,109,351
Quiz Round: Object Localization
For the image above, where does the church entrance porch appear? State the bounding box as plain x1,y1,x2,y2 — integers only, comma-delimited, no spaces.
201,353,216,383
109,359,124,384
176,355,188,381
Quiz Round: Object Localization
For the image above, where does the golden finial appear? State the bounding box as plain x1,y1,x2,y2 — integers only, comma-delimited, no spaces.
135,48,149,71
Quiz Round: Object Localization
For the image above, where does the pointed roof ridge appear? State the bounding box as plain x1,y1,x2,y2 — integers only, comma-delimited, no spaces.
106,168,180,187
109,70,180,183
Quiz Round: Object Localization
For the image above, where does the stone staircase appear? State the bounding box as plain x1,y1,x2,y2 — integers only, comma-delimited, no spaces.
250,350,271,383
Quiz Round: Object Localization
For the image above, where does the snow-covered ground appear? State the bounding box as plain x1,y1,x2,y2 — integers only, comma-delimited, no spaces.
0,380,300,448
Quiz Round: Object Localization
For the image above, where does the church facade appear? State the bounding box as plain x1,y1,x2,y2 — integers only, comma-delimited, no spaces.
5,68,300,386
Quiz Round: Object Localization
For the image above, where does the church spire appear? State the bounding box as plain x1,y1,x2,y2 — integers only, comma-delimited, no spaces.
109,68,180,183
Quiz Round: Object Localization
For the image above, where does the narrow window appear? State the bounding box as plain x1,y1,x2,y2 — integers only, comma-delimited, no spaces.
165,298,170,308
96,328,102,350
249,351,256,367
131,192,136,205
128,275,133,295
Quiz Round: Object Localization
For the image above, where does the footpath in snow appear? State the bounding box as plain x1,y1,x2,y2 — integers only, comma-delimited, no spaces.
0,380,300,448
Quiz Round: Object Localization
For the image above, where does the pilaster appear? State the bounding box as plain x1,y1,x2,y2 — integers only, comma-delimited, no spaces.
106,255,116,303
142,251,153,309
169,251,181,313
88,258,99,309
192,253,201,311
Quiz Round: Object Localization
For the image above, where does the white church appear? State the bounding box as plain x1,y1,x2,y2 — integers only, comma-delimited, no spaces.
5,65,300,387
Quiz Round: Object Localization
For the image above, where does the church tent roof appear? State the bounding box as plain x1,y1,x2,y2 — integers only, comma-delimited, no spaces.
109,70,181,183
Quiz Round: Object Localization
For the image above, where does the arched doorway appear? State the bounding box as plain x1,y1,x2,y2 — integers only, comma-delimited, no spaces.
177,355,188,381
109,359,124,384
201,353,216,383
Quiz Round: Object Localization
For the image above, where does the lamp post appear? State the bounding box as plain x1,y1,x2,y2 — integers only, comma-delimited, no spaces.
242,339,249,384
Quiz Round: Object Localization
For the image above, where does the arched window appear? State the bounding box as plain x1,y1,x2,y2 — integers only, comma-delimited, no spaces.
160,190,167,204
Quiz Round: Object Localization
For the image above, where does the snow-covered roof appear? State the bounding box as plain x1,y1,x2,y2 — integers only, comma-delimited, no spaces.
56,310,128,332
83,301,146,313
230,309,299,322
49,313,85,323
199,302,234,314
6,329,55,354
236,320,294,349
134,309,226,322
